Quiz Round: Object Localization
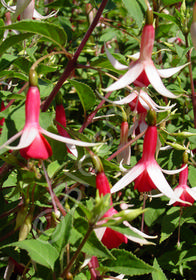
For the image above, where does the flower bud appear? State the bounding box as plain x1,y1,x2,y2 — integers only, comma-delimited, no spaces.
18,212,33,241
14,205,28,231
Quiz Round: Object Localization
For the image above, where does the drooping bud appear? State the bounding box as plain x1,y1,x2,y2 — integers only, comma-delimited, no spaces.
18,209,33,241
14,205,28,230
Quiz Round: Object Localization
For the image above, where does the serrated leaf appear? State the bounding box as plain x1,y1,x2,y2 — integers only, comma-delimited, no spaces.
0,33,34,55
0,20,67,49
122,0,145,28
2,239,59,270
152,258,168,280
102,249,154,276
50,209,74,252
69,80,96,114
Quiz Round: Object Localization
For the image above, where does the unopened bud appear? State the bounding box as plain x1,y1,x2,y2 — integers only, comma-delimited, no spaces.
15,205,28,231
18,212,33,241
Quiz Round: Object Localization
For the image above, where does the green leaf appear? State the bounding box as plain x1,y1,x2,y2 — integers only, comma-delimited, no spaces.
161,0,181,5
0,20,67,49
102,249,154,276
69,80,96,114
50,209,74,253
0,33,34,55
153,12,180,28
160,207,180,243
0,70,28,81
122,0,145,29
2,239,59,270
152,258,168,280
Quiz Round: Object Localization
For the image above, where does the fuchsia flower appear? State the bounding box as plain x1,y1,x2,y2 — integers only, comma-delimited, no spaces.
1,0,58,20
97,88,175,113
55,103,78,157
95,171,156,245
104,24,188,98
96,171,128,249
111,125,187,202
117,121,131,165
169,164,196,207
0,83,98,160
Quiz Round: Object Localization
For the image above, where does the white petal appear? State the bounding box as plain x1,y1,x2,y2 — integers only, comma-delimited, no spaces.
1,0,16,12
127,52,140,60
105,43,129,70
139,90,176,111
96,90,138,105
104,62,143,92
162,164,187,175
111,163,145,193
0,130,23,150
145,64,178,99
168,187,183,205
41,128,101,147
117,145,131,165
6,127,38,150
186,187,196,201
147,163,177,200
123,221,157,239
66,144,78,157
157,63,189,78
94,226,106,241
33,9,58,19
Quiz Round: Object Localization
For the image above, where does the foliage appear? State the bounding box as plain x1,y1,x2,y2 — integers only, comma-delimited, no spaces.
0,0,196,279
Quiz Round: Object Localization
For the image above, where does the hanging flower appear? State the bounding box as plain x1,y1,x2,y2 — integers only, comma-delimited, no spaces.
1,0,58,21
55,101,78,157
97,88,176,113
93,158,156,246
0,71,98,160
111,113,188,203
117,121,131,165
103,23,188,98
169,164,196,207
96,171,128,249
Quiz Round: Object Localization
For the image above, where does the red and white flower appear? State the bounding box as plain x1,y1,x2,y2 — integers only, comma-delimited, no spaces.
104,24,188,98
